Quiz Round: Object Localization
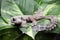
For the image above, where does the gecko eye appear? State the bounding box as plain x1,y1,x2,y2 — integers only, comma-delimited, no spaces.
13,18,16,21
21,17,26,21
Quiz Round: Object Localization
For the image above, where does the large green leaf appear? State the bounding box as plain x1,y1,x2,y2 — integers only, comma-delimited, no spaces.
20,25,37,39
1,0,60,40
0,17,7,26
1,0,23,24
0,28,21,40
34,0,60,40
1,0,39,40
1,0,38,25
35,0,60,33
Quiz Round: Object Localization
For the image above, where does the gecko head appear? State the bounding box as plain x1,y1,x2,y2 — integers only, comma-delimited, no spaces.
11,16,22,26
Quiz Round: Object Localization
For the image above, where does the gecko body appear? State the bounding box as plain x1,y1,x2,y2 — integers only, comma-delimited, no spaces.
10,9,57,31
10,15,37,27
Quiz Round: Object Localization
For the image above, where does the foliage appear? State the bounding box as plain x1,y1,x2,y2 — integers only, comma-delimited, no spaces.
0,0,60,40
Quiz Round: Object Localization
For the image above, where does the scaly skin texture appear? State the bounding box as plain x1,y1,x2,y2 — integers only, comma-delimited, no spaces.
31,9,57,31
10,9,57,31
10,15,37,27
32,15,57,31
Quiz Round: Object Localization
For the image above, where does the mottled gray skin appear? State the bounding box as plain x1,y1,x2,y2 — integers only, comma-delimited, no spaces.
32,15,57,31
10,9,57,31
32,9,57,31
10,15,37,27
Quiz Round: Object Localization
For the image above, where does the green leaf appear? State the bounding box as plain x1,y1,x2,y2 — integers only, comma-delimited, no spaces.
14,0,38,15
44,3,60,33
1,0,23,23
0,25,14,30
35,0,60,34
20,25,37,39
43,3,56,15
0,17,7,26
2,0,60,40
1,0,39,39
0,28,20,40
34,0,60,40
0,16,14,30
35,32,55,40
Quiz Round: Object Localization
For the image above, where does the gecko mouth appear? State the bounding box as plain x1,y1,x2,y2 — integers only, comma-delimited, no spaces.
14,22,22,27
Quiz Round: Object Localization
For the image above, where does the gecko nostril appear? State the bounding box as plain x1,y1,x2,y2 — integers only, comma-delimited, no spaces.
13,18,16,21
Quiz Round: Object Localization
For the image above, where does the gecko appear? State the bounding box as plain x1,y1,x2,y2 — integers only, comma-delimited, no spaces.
10,9,57,31
10,15,37,27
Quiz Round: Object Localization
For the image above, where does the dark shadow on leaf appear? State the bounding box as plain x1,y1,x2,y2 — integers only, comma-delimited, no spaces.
35,31,57,40
15,33,33,40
